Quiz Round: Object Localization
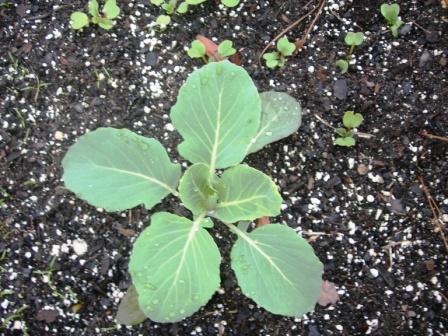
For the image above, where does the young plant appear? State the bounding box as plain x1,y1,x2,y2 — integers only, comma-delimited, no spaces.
187,39,236,63
380,3,403,38
336,32,364,74
335,111,364,147
263,37,296,69
70,0,120,30
62,61,323,324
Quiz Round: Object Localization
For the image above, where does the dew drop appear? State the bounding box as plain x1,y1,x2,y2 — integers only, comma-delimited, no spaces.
152,299,159,304
192,294,199,301
146,305,152,310
169,312,175,317
180,309,186,314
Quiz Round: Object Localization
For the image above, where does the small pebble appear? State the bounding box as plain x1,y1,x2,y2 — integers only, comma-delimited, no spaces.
72,239,88,256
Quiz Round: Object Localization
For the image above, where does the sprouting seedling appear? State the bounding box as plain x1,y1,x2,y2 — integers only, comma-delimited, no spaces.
263,37,296,69
336,32,364,74
70,0,120,30
335,111,364,147
380,3,403,38
62,61,322,325
187,39,236,63
151,0,207,27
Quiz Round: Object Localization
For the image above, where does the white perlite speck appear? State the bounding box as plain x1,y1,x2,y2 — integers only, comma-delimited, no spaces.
72,239,88,256
370,268,379,277
54,131,64,140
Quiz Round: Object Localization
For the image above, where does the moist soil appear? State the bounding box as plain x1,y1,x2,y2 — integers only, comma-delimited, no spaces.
1,0,447,335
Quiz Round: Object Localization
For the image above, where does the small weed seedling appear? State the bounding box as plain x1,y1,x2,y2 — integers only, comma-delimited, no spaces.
62,61,323,324
380,3,403,38
187,39,236,63
336,32,364,74
263,37,296,69
151,0,240,27
71,0,120,30
335,111,364,147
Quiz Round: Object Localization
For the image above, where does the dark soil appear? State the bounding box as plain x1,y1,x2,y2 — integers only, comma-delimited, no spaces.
1,0,447,335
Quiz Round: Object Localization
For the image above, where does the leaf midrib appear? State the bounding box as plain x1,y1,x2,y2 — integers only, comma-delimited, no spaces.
209,89,224,174
89,163,177,195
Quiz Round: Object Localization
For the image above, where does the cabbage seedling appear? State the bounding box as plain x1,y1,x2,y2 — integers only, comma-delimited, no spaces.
62,61,323,324
70,0,120,30
263,37,296,69
380,3,403,38
335,111,364,147
187,39,236,63
336,32,364,74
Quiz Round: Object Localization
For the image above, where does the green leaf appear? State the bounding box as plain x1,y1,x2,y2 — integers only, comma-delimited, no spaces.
70,12,89,30
98,18,114,30
342,111,364,129
246,91,302,154
218,40,236,58
213,165,282,223
129,212,221,322
344,32,364,46
334,136,356,147
230,223,323,316
116,285,147,325
221,0,240,7
336,59,349,74
171,61,261,173
156,15,171,26
277,37,296,56
179,163,219,216
103,0,120,19
262,52,279,61
187,40,206,59
380,3,400,25
177,1,189,13
162,2,175,14
266,59,279,69
88,0,100,18
150,0,165,5
62,128,181,211
186,0,206,4
335,127,351,137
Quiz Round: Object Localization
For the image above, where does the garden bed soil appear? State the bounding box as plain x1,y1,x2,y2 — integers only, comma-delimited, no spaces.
1,0,447,335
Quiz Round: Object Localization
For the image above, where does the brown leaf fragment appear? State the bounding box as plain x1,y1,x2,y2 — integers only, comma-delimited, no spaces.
425,259,435,271
117,225,135,237
256,216,270,227
317,281,340,306
196,35,223,61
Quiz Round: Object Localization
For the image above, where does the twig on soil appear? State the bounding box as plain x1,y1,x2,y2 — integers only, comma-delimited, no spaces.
419,131,448,143
258,0,318,64
295,0,326,50
417,175,448,252
300,230,344,237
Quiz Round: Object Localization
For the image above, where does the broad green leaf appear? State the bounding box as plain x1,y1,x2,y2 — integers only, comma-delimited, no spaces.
266,59,279,68
98,18,114,30
186,0,206,4
277,37,296,56
187,40,206,58
88,0,100,18
171,61,261,173
116,285,147,325
162,2,175,14
103,0,120,19
342,111,363,129
380,3,400,24
129,212,221,322
62,128,181,211
156,15,171,26
177,2,189,13
70,12,89,30
218,40,236,58
230,223,323,316
334,136,355,147
335,127,351,137
344,32,364,46
213,165,282,223
336,59,348,74
221,0,240,7
179,163,219,216
246,92,302,154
